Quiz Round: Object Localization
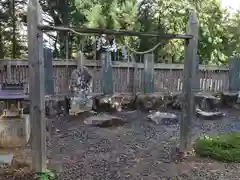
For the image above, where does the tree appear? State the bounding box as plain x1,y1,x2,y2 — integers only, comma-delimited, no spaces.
195,0,230,65
75,0,139,59
0,0,27,58
226,11,240,57
0,0,238,64
138,0,231,64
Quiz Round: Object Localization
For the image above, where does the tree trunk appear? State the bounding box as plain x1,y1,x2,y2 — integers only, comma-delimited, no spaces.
59,0,69,59
12,0,16,58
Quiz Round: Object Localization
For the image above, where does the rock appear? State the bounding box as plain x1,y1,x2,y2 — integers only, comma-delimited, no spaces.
84,114,126,127
161,92,221,110
221,92,238,108
167,92,182,110
69,110,97,122
196,108,225,120
147,111,178,125
166,92,221,110
68,95,93,116
112,93,135,110
0,115,30,148
93,94,125,112
136,92,171,111
23,96,65,116
195,92,220,111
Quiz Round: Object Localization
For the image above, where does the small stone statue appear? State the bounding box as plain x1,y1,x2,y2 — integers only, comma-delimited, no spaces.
69,65,93,113
96,34,117,61
96,34,108,52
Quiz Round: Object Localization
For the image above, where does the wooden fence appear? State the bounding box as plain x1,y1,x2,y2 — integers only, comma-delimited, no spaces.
0,59,229,94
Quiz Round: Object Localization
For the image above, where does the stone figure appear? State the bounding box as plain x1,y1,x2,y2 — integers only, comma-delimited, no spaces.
69,65,93,113
96,34,108,60
96,34,117,61
108,35,117,61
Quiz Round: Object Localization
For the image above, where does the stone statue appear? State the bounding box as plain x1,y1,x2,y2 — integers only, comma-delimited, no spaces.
69,52,93,114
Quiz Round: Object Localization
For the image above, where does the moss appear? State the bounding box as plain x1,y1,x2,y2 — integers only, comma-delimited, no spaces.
194,133,240,162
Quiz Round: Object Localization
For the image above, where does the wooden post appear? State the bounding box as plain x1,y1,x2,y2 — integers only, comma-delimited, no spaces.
168,57,173,91
143,54,154,93
7,61,12,82
180,11,199,153
44,48,55,124
229,57,240,92
44,48,54,95
131,54,138,96
195,56,200,92
101,51,113,94
28,0,46,172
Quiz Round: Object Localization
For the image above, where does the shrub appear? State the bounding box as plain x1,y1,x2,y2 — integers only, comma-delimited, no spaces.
194,133,240,162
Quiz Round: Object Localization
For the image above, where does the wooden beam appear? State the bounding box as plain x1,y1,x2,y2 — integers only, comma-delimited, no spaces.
0,59,229,71
180,11,199,153
38,25,193,39
28,0,46,172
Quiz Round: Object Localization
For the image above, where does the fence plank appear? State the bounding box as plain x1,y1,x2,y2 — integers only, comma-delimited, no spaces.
0,60,230,94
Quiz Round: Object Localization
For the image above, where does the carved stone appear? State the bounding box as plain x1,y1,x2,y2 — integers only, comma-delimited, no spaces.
0,115,30,148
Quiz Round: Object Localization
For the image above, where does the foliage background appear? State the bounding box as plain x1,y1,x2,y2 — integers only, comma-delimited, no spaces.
0,0,239,64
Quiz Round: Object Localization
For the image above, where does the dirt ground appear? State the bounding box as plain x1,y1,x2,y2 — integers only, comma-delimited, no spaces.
48,109,240,180
2,109,240,180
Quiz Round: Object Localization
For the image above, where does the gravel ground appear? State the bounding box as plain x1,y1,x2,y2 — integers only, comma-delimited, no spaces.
2,109,240,180
46,109,240,180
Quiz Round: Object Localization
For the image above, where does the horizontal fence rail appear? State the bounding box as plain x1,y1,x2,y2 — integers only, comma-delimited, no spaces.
0,59,229,94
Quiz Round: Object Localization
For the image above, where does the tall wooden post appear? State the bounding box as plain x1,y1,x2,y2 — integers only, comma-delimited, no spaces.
180,11,199,153
44,48,54,95
131,54,138,96
143,54,154,93
28,0,46,171
229,57,240,92
6,61,12,83
101,51,113,94
195,56,200,92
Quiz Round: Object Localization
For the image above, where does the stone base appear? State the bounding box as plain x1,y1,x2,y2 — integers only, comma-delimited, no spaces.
221,92,238,108
84,114,126,127
195,92,220,111
0,115,30,148
196,108,225,120
147,111,178,125
136,92,171,111
92,93,134,112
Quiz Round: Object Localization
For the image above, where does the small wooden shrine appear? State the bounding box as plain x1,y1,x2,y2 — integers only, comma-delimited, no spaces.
0,82,30,148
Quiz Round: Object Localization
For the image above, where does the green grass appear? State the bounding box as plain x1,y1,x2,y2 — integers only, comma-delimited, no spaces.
35,169,58,180
194,133,240,162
